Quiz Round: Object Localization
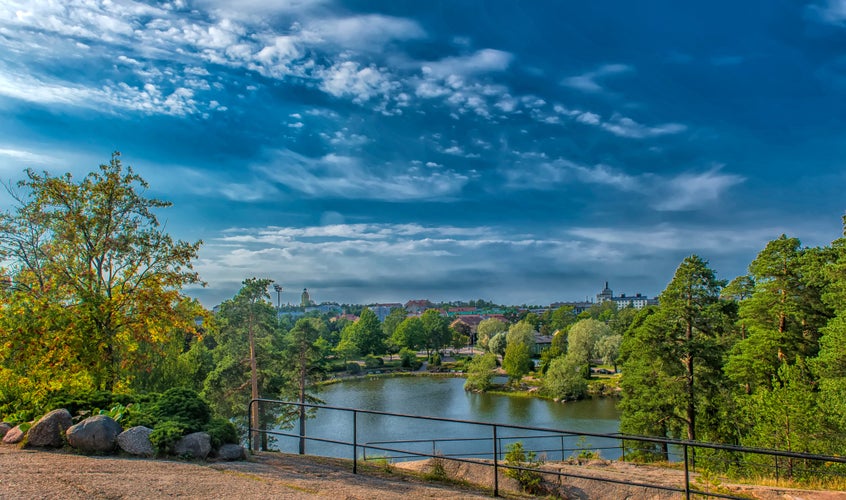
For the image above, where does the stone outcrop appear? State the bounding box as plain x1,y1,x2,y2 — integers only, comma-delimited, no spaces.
26,409,72,448
116,426,155,457
215,443,245,461
2,425,25,444
173,432,211,459
0,423,11,439
66,415,122,452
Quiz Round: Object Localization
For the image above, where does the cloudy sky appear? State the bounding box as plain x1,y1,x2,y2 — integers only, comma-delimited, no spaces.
1,1,845,307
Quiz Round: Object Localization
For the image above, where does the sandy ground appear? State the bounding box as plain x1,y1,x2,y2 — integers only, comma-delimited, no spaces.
2,446,844,499
0,446,494,499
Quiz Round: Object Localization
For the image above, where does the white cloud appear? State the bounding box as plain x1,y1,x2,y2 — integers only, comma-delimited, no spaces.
808,0,846,25
562,63,633,93
256,149,469,201
422,49,513,78
653,167,745,211
503,159,641,191
316,14,426,49
601,115,686,139
318,61,400,105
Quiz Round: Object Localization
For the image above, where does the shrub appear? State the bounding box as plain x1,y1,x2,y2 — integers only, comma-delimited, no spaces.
150,420,187,455
504,442,545,494
346,362,362,374
363,354,384,369
152,388,211,433
399,348,419,368
429,352,441,366
206,417,239,449
123,402,157,429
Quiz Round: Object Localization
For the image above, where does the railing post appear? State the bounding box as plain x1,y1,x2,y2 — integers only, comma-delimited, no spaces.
621,437,626,462
683,443,691,500
492,425,499,497
560,435,565,461
774,455,779,485
353,410,358,474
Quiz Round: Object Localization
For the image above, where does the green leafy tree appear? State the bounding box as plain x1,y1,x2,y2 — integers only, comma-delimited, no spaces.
342,308,385,355
488,332,507,356
391,316,425,351
726,236,833,393
464,353,498,392
543,354,588,401
382,308,407,357
567,319,611,377
0,153,203,393
620,256,732,445
502,342,532,383
420,309,451,356
549,305,577,333
595,334,622,372
476,317,507,349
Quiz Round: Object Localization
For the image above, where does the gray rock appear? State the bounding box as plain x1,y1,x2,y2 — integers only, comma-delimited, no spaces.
2,425,25,444
216,443,245,461
27,409,72,448
173,432,211,459
0,422,11,439
117,426,154,457
66,415,122,452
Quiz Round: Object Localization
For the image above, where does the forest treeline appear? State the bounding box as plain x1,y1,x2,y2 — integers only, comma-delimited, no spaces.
1,157,845,466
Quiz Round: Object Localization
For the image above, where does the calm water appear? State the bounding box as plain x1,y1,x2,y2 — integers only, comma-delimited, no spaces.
269,376,622,461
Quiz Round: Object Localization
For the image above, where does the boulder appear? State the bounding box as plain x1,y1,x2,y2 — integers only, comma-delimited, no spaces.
216,443,245,461
27,409,72,448
173,432,211,459
2,425,25,444
66,415,122,452
0,422,11,439
117,426,155,457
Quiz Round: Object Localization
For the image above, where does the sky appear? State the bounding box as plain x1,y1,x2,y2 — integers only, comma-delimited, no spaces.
1,1,846,308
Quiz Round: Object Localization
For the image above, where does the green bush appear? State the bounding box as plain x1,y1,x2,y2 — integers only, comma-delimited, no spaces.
504,442,545,494
152,388,211,433
363,354,384,369
206,417,239,449
346,362,362,374
150,420,187,455
429,352,441,366
399,348,418,368
123,402,157,429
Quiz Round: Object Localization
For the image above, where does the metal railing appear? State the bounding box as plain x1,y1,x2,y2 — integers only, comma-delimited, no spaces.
248,398,846,499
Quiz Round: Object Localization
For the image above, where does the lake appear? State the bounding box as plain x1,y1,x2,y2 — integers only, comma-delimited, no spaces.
268,376,623,461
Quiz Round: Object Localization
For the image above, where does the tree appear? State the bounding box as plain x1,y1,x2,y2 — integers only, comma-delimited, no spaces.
502,342,532,383
391,316,425,352
543,355,587,401
476,318,507,349
506,320,536,351
0,152,203,393
382,308,407,357
619,256,732,446
549,305,577,333
488,332,507,356
420,309,451,356
281,317,328,454
342,308,384,355
726,236,833,393
596,334,622,372
567,319,610,377
201,278,278,450
464,353,498,392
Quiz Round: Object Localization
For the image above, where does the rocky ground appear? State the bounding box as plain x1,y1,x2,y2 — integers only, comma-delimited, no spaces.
1,446,844,499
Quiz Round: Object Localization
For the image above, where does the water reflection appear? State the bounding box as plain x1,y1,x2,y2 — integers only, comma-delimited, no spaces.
272,376,622,461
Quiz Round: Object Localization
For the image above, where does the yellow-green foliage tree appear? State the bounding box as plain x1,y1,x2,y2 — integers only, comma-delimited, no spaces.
0,152,204,402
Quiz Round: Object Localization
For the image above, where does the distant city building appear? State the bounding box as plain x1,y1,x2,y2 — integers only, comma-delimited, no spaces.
368,303,404,322
301,288,312,307
404,299,432,315
596,281,657,310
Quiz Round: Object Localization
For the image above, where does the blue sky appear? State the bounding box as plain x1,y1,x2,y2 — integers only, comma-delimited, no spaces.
1,1,845,307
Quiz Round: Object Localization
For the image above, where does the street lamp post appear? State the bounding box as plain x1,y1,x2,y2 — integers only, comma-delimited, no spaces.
273,284,283,309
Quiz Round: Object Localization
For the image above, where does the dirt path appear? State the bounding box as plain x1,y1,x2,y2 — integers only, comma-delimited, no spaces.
0,447,494,499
